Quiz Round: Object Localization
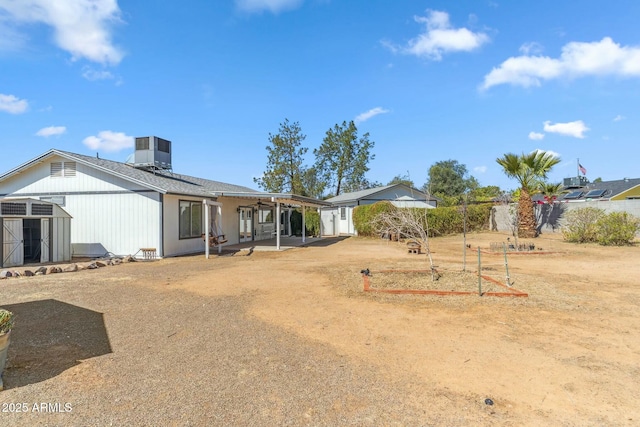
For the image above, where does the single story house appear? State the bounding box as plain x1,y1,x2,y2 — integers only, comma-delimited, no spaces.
321,184,437,236
0,137,329,258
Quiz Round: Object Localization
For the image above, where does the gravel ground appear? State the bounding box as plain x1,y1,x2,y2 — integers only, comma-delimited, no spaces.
2,232,638,426
0,263,492,426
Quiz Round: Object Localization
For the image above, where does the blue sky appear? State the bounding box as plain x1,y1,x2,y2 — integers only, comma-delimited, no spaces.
1,0,639,193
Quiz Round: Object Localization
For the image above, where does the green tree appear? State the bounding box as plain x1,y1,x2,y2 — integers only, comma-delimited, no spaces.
387,173,415,188
496,150,561,238
470,185,502,202
313,121,375,196
254,119,308,194
423,160,478,206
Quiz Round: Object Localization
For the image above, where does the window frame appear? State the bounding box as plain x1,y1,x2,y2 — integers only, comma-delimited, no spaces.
179,200,203,239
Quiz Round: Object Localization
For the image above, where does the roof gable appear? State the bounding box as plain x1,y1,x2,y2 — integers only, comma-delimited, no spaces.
0,149,257,198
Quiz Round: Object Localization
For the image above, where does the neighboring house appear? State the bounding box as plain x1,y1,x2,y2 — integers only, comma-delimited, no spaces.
321,184,437,236
556,177,640,202
0,138,328,258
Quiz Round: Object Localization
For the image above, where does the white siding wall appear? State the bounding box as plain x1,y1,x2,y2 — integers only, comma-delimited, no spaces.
52,217,71,262
68,192,160,257
320,208,338,236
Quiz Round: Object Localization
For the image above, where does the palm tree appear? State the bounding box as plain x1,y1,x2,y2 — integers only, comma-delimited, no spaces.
496,151,561,238
539,182,564,204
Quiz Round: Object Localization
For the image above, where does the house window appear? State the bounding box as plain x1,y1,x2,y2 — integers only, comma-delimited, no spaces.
40,196,66,207
50,162,76,178
258,208,273,224
340,207,346,220
179,200,202,239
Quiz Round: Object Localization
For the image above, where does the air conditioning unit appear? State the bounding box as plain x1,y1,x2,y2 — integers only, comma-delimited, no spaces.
133,136,172,170
563,176,588,188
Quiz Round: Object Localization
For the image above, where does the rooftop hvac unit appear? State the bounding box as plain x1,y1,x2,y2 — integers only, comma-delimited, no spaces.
563,176,588,188
133,136,172,170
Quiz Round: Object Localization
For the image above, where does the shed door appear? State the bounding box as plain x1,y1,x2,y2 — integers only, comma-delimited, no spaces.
41,218,50,263
3,219,24,267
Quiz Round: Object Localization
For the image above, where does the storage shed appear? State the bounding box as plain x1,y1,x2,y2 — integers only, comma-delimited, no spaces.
0,198,72,268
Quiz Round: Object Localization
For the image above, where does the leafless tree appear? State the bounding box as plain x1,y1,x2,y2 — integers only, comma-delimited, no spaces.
372,206,439,281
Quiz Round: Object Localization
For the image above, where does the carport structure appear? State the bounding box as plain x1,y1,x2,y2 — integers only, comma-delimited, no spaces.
203,192,332,258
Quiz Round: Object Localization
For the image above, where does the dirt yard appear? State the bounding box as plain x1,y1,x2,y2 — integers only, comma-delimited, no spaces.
0,231,638,426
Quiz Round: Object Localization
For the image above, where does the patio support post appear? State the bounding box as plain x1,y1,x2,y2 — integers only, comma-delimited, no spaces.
318,208,322,238
287,208,292,236
276,201,281,250
217,205,222,254
204,199,210,259
302,204,306,244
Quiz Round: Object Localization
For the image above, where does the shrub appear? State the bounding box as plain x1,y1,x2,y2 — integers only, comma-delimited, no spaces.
595,212,640,246
562,208,640,246
353,202,492,237
562,207,605,243
304,210,320,236
353,201,396,237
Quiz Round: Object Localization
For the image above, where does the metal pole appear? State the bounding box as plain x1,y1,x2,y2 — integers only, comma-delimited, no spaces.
276,201,281,250
302,205,306,243
463,201,467,272
477,246,482,296
503,243,511,286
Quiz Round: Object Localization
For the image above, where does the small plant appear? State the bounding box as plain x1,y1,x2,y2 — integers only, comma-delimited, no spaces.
0,309,14,335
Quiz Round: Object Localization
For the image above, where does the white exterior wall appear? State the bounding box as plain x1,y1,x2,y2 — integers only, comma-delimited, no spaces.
162,195,206,257
67,192,160,257
52,217,72,262
320,208,338,236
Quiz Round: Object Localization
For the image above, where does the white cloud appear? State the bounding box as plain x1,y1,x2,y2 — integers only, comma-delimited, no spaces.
473,166,487,173
482,37,640,90
387,10,489,60
533,148,560,159
613,115,625,122
543,120,589,139
355,107,390,123
0,0,124,65
83,130,133,152
0,93,28,114
82,66,115,81
235,0,303,13
519,42,543,55
528,131,545,140
36,126,66,137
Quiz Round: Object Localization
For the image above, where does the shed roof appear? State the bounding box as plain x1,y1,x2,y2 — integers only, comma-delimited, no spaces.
326,184,435,205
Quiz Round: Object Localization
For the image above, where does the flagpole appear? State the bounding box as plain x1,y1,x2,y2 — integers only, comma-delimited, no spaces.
577,158,580,179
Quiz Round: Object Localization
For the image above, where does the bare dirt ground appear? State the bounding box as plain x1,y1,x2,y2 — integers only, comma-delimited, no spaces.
0,231,638,426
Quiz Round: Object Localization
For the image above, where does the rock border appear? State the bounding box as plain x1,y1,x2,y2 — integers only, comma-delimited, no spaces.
0,255,140,280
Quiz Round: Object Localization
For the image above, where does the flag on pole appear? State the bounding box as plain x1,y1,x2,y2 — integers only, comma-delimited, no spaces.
579,163,587,175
